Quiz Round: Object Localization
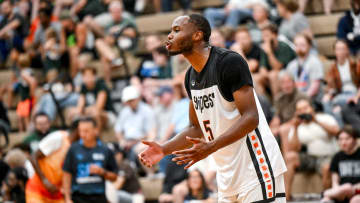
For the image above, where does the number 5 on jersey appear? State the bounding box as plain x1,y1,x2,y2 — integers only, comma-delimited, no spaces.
203,120,214,141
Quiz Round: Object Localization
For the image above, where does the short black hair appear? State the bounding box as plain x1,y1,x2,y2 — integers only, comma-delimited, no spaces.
34,112,50,121
78,116,97,127
188,14,211,43
39,8,52,17
81,66,97,75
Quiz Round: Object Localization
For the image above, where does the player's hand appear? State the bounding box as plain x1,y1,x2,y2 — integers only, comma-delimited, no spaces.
172,137,215,169
89,164,105,176
42,178,58,194
138,140,165,168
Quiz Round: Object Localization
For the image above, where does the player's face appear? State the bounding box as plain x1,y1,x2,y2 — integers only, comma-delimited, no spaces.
79,122,97,143
338,132,356,154
166,16,195,56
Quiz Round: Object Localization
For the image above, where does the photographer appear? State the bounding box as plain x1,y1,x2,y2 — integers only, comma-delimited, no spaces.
85,0,138,87
284,99,340,200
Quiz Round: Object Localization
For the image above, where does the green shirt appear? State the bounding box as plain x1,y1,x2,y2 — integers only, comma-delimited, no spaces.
260,41,296,71
23,129,54,152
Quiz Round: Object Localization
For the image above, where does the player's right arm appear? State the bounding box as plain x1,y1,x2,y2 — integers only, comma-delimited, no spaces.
139,102,203,168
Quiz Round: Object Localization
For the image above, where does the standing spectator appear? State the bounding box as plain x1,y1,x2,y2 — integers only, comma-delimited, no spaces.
337,0,360,56
230,27,263,73
107,142,143,203
204,0,257,29
276,0,313,43
322,126,360,203
1,167,28,203
270,72,308,151
22,112,52,152
286,34,324,101
85,1,138,86
0,0,28,64
63,117,118,203
59,10,89,78
256,23,296,97
114,85,156,162
284,99,340,200
69,66,116,132
247,2,271,44
26,121,79,203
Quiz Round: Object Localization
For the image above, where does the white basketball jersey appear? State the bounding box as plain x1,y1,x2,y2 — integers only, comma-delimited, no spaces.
184,47,287,199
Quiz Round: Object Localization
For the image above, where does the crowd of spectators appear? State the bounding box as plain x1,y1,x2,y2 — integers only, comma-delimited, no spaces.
0,0,360,202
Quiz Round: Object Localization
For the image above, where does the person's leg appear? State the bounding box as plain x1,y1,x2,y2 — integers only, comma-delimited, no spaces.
225,8,252,28
68,47,80,78
321,163,331,190
279,122,293,153
298,0,309,13
268,70,280,98
203,8,227,28
284,151,300,200
95,38,116,85
323,0,334,15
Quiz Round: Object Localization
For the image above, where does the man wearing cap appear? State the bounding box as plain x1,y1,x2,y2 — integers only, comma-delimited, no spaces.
114,85,156,163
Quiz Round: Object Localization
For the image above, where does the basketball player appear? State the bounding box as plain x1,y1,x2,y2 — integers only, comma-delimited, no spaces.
138,14,287,203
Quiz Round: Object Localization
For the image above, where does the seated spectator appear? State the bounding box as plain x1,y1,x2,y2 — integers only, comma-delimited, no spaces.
270,72,308,151
284,99,340,200
286,34,324,101
204,0,259,29
26,120,79,203
107,142,144,203
1,167,28,203
299,0,334,15
323,40,360,126
70,0,107,21
322,126,360,203
0,0,28,64
62,117,118,203
337,0,360,56
144,46,172,79
325,40,359,107
230,27,263,73
114,85,156,162
69,66,116,132
276,0,313,44
59,10,89,78
27,8,62,79
247,2,271,44
184,169,214,203
256,23,296,97
341,83,360,136
86,1,137,85
22,112,52,152
34,76,79,123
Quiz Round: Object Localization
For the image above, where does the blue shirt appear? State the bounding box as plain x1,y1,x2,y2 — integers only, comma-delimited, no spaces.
62,139,118,195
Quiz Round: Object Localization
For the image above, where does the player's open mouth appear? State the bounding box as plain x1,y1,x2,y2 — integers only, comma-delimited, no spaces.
165,41,172,49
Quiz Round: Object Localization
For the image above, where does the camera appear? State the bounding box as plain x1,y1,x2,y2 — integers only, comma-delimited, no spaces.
298,113,313,122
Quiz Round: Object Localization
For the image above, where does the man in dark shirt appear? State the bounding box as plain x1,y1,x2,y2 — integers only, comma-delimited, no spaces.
70,66,116,131
0,0,28,63
63,117,118,203
322,125,360,202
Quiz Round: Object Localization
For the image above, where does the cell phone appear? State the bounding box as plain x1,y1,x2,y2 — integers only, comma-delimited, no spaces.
298,114,312,121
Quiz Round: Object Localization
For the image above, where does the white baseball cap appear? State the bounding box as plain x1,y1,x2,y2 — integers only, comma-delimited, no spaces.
122,85,140,103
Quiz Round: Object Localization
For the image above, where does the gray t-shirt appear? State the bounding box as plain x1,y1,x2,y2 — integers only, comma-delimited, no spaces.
279,12,309,41
114,102,155,140
94,11,136,35
286,54,324,94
